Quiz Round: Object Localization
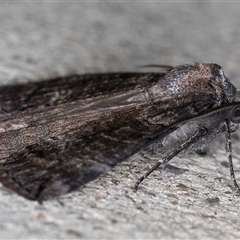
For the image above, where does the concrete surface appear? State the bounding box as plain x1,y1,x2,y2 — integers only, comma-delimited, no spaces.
1,2,240,239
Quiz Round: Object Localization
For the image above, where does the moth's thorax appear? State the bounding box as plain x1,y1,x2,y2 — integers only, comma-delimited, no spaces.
150,63,236,105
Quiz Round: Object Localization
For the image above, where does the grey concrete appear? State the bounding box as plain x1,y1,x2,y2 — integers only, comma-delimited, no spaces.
1,2,240,239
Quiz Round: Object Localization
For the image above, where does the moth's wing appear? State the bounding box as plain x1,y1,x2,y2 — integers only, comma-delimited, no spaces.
0,100,162,201
0,72,165,117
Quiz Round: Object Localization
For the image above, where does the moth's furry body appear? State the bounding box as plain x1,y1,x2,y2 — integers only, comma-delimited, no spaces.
0,63,239,201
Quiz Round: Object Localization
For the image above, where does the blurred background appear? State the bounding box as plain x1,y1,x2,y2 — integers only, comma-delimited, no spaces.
1,2,240,239
1,2,240,86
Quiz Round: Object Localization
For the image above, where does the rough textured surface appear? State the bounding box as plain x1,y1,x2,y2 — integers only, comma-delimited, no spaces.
1,2,240,239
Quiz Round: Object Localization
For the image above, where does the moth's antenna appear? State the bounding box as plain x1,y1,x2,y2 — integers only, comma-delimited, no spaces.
133,127,208,192
224,119,240,194
136,64,174,71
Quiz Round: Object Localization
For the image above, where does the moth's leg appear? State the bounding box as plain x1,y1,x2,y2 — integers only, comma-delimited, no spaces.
224,119,240,194
134,127,208,192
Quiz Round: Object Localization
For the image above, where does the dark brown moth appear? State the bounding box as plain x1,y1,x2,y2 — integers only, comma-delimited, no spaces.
0,63,240,202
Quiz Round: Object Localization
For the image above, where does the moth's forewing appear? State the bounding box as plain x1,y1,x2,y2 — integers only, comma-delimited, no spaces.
0,73,165,117
0,63,239,201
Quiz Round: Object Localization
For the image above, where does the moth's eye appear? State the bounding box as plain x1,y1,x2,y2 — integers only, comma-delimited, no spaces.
231,107,240,123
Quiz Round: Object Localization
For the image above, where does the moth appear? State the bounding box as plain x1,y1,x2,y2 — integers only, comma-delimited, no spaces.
0,63,240,202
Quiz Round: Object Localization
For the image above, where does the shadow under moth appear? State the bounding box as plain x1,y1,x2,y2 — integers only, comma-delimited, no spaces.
0,63,240,202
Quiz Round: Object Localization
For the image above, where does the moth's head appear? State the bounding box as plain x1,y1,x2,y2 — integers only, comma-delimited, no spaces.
231,106,240,123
